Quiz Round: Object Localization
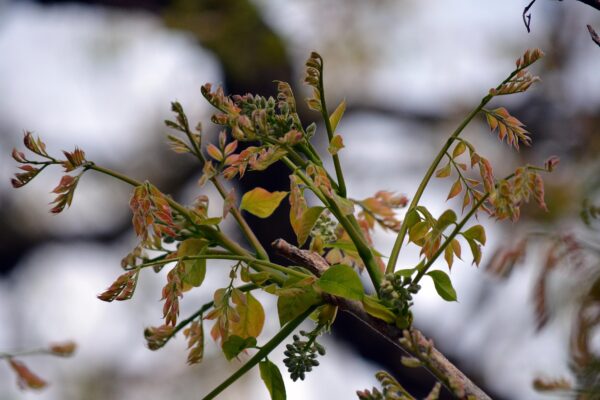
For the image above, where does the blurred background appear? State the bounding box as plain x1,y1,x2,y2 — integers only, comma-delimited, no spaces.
1,0,600,399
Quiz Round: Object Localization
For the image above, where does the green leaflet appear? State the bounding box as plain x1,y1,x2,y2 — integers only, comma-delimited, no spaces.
277,277,321,326
259,360,286,400
426,270,457,302
316,264,364,301
222,336,257,361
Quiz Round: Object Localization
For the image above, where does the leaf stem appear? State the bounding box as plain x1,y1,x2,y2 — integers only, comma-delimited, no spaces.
86,163,251,258
281,157,383,291
201,305,319,400
136,253,308,281
180,122,269,261
386,61,536,274
412,194,489,286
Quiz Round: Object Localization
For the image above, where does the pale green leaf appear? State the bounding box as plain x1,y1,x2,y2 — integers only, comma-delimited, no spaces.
329,99,346,133
362,295,396,323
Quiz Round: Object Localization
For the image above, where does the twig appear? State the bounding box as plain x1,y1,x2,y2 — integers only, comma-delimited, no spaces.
575,0,600,11
588,25,600,47
523,0,537,33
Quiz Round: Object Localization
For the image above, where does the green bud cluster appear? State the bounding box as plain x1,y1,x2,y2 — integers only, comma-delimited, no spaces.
310,212,338,244
379,273,421,328
282,331,326,381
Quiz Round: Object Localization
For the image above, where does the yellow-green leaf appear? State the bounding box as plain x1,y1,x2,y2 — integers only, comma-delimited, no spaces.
292,206,325,247
362,295,396,323
328,134,345,155
329,99,346,132
409,221,429,243
436,209,457,231
463,225,486,245
240,187,288,218
452,142,467,158
178,238,208,287
230,291,265,339
435,163,451,178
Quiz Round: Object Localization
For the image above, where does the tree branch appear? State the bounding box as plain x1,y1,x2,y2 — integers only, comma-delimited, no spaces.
588,25,600,47
272,239,492,400
574,0,600,11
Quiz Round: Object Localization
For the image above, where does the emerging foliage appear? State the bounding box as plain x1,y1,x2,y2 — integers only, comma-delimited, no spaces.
9,48,555,399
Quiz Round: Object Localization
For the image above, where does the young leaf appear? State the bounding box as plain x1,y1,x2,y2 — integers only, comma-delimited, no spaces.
447,179,462,200
222,335,257,360
178,238,208,287
277,294,320,327
294,206,325,247
436,210,457,231
465,237,482,266
444,245,454,269
230,291,265,339
426,270,457,302
452,142,467,158
462,225,486,245
329,99,346,132
316,264,365,301
8,359,47,390
259,359,287,400
409,221,429,243
240,187,288,218
328,134,345,155
362,295,396,323
435,163,451,178
277,277,321,326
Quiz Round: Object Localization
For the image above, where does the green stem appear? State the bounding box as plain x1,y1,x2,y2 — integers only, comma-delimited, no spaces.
201,305,319,400
136,254,309,283
87,163,251,258
413,194,489,285
281,157,382,291
317,60,347,198
180,124,269,261
211,178,269,261
386,63,532,274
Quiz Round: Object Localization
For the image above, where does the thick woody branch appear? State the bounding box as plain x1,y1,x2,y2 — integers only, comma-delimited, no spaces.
272,239,491,400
